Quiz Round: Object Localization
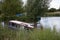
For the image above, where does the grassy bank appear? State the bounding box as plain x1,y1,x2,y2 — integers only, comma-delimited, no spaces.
0,26,60,40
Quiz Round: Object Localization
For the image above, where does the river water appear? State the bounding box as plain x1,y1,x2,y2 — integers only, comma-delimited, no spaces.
37,17,60,32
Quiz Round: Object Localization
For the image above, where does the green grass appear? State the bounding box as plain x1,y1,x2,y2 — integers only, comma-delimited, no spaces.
0,26,60,40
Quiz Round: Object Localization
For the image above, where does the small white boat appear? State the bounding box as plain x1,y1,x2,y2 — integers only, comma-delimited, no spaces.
8,20,34,30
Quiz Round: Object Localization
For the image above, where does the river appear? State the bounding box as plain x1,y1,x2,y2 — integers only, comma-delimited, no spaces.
37,17,60,32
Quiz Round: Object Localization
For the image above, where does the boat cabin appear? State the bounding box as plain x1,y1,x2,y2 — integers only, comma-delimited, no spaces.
8,20,34,30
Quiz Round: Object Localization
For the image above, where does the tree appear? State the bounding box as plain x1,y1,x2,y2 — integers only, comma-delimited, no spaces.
48,8,57,12
57,7,60,11
2,0,23,21
26,0,51,28
0,1,2,14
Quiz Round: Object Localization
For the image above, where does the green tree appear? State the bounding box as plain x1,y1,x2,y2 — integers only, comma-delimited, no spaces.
25,0,51,28
2,0,23,21
48,8,57,12
57,7,60,11
0,1,2,14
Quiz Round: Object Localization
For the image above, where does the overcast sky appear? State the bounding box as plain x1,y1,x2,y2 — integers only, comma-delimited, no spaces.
23,0,60,9
50,0,60,9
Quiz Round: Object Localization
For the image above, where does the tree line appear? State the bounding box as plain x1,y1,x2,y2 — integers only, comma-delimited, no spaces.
48,8,60,12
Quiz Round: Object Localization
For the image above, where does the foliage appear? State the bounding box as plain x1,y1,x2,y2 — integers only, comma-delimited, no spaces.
0,25,60,40
1,0,24,21
0,26,17,40
0,1,2,14
16,28,60,40
48,8,57,12
57,8,60,11
25,0,51,27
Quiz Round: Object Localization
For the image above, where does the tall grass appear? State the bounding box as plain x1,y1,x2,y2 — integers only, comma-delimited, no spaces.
0,26,60,40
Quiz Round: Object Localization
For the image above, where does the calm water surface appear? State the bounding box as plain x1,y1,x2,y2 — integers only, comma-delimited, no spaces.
38,17,60,32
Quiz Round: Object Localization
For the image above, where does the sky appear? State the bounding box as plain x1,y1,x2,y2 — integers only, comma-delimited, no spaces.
23,0,60,9
22,0,27,6
50,0,60,9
